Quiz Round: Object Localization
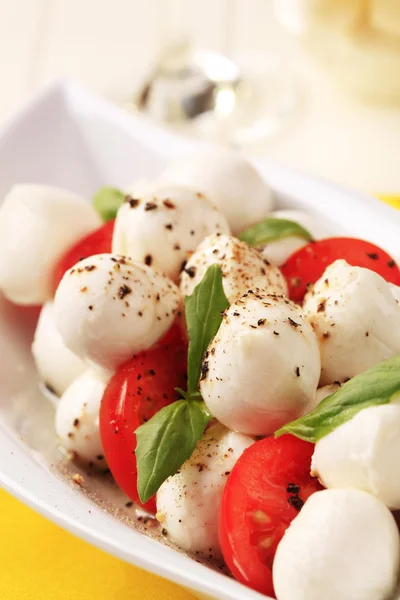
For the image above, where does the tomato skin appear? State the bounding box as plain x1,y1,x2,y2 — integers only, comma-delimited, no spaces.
219,435,322,597
53,219,115,291
99,326,187,513
281,237,400,303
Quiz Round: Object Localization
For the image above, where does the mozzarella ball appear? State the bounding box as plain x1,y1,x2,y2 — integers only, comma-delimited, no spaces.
260,209,333,267
156,422,253,557
55,370,107,466
180,234,287,303
200,292,320,435
303,260,400,385
0,184,101,304
312,405,400,509
160,149,273,234
273,489,400,600
32,302,86,396
54,254,180,372
112,186,230,282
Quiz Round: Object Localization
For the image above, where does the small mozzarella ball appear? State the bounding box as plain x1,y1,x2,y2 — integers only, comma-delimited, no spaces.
112,186,230,282
312,405,400,509
303,260,400,385
32,302,86,396
273,489,400,600
54,254,180,372
0,184,101,304
200,293,320,435
161,149,273,234
180,234,287,303
55,370,107,465
156,422,254,557
260,210,333,267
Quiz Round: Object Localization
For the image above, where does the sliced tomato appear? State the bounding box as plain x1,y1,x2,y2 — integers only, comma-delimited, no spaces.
99,325,187,513
219,435,322,597
281,237,400,303
53,219,115,291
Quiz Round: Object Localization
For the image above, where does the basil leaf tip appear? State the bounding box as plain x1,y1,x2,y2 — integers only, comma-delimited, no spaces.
238,217,313,247
136,399,212,503
92,186,125,221
275,355,400,443
185,264,230,394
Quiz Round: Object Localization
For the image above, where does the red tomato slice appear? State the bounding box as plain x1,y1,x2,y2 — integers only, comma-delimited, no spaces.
219,435,322,597
281,237,400,303
53,219,115,291
99,325,187,513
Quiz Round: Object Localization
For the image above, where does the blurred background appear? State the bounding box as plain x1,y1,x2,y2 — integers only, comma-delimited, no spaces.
2,0,400,192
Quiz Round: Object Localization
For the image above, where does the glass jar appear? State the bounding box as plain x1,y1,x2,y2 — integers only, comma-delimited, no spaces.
275,0,400,105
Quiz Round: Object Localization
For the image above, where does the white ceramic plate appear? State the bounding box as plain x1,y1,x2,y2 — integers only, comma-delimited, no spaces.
1,81,399,600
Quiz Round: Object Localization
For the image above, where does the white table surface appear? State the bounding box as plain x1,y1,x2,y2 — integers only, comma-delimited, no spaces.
1,0,400,194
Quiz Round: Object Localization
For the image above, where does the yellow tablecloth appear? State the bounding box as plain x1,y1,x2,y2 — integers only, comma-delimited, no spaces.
0,489,195,600
376,194,400,210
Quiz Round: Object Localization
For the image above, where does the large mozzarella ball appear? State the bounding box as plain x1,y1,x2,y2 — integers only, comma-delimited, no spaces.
260,209,333,267
32,302,86,396
273,489,400,600
303,260,400,385
160,149,273,234
312,405,400,509
200,292,320,435
180,234,287,303
112,186,230,282
156,422,253,558
0,184,101,304
55,370,107,466
54,254,180,372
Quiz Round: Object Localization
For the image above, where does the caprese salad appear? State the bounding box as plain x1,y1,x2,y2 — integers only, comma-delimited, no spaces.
1,147,400,600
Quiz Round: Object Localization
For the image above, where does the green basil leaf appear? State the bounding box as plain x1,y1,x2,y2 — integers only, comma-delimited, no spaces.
136,399,212,503
92,186,125,221
184,264,229,394
275,356,400,443
238,218,313,247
